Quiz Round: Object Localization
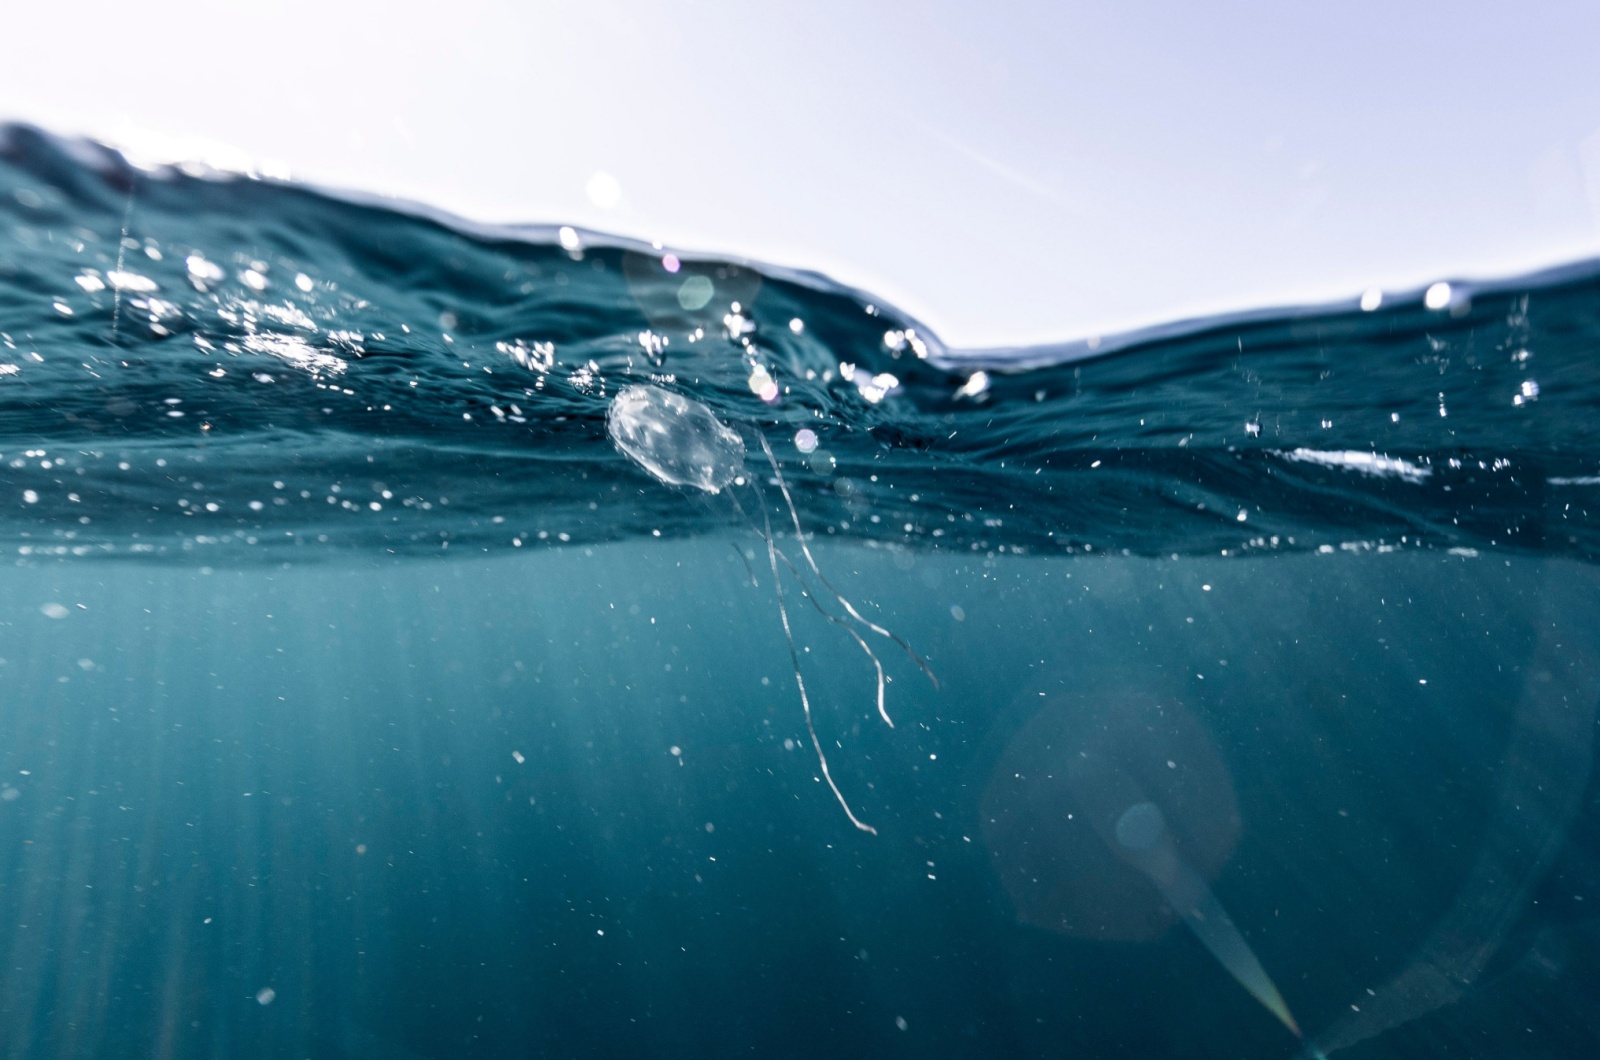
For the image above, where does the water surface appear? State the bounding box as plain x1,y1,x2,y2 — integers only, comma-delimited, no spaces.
1,124,1598,1059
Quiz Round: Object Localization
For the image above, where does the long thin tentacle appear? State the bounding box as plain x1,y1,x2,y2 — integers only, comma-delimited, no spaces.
773,545,892,727
731,486,894,727
729,540,760,588
757,494,877,834
756,433,939,690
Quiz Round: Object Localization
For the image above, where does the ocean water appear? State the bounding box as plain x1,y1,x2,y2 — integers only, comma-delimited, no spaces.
1,122,1598,1058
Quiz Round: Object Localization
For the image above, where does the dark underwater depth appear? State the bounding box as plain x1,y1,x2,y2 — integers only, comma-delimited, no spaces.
1,124,1599,1059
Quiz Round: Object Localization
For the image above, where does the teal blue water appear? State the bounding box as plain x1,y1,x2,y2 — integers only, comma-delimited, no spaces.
1,124,1599,1058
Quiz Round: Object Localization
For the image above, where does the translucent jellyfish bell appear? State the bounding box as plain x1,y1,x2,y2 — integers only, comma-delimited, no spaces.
607,384,745,494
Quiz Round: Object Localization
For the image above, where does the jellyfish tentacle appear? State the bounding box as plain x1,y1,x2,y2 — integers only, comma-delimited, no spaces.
731,488,894,727
729,540,760,588
757,497,877,834
771,543,892,728
755,432,939,690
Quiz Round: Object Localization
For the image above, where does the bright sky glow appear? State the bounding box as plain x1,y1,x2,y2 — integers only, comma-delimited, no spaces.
2,1,1597,347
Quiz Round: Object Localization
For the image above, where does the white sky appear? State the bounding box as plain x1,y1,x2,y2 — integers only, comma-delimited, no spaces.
3,0,1598,347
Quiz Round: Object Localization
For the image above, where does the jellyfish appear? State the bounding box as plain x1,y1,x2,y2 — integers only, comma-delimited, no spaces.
607,385,746,495
607,383,934,834
981,691,1309,1045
